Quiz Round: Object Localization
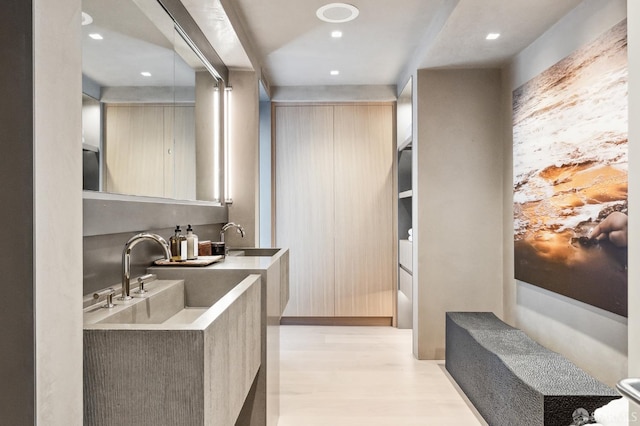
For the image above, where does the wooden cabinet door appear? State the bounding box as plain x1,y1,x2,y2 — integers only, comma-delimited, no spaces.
275,104,394,318
333,105,394,316
275,105,336,317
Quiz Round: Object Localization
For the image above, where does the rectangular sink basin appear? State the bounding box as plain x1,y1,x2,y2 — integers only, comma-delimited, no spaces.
84,275,262,426
617,378,640,405
84,279,235,326
227,247,282,257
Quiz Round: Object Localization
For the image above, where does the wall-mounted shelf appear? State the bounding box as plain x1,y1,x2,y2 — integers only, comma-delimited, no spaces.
396,79,413,330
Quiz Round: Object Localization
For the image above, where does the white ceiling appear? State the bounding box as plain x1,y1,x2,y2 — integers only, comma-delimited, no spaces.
82,0,585,91
198,0,583,87
82,0,206,89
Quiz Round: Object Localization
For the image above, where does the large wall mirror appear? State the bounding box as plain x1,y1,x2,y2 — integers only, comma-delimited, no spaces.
82,0,224,203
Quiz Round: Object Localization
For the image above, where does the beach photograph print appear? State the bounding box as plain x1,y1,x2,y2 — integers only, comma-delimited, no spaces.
513,19,628,316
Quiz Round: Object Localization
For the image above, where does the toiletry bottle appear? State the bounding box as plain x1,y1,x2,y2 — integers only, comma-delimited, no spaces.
169,225,187,262
186,224,199,260
170,226,182,261
178,228,187,261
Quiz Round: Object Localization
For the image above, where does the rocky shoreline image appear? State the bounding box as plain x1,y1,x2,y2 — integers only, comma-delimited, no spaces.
512,20,628,316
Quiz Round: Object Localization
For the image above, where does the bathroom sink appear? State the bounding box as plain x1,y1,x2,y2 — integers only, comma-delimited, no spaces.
227,247,282,257
148,247,290,426
84,275,262,426
84,279,237,325
617,378,640,405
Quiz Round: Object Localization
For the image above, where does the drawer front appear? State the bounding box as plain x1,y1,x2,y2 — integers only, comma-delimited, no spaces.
399,240,412,272
399,267,412,301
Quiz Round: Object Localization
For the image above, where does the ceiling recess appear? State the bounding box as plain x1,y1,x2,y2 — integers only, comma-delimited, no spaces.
316,3,359,23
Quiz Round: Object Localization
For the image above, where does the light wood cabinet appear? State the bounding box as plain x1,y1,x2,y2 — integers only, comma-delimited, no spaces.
275,104,394,319
333,105,394,317
275,106,335,317
104,104,195,200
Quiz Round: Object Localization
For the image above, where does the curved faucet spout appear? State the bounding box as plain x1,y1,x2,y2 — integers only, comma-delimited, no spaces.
220,222,245,243
121,233,171,300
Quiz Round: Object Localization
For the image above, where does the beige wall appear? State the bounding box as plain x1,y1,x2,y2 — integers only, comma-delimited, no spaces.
227,70,260,247
34,0,84,423
414,68,504,359
628,0,640,419
503,0,628,387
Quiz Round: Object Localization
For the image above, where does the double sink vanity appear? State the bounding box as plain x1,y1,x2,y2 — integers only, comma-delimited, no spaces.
83,246,289,426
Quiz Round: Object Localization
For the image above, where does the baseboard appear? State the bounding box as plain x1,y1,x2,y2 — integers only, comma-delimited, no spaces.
280,317,393,326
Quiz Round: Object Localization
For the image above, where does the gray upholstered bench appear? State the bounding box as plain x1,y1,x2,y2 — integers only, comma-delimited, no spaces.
445,312,619,426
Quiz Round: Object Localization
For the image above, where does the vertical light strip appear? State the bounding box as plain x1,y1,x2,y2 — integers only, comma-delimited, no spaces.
213,86,221,202
224,86,233,203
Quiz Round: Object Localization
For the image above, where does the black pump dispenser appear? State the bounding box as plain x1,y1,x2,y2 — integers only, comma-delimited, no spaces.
170,226,184,261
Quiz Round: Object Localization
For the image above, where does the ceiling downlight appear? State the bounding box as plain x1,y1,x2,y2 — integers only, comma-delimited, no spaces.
316,3,359,23
81,12,93,26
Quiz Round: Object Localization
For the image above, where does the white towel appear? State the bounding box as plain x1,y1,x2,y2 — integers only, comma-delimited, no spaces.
593,398,628,425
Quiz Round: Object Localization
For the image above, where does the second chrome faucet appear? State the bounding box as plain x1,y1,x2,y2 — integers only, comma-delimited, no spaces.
220,222,245,243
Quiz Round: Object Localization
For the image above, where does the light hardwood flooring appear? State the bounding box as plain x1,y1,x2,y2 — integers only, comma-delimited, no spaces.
278,326,487,426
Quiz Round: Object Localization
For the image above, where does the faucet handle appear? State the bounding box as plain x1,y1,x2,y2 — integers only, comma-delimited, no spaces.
93,287,116,309
135,274,157,294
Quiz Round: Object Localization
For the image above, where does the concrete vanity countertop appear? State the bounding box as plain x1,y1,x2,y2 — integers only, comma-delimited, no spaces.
148,247,290,426
83,276,262,426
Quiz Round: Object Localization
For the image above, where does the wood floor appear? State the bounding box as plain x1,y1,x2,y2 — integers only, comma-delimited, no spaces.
278,326,487,426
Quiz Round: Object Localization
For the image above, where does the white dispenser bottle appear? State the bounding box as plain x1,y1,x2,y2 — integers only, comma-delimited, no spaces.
186,224,199,260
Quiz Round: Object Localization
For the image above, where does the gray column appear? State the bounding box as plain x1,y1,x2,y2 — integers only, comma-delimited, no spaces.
0,1,35,423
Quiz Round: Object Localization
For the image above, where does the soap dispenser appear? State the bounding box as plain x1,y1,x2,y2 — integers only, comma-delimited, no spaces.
170,226,187,261
186,224,199,260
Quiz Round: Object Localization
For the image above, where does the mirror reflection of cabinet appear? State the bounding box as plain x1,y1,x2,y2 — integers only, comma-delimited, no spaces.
82,94,102,191
81,0,224,202
104,104,195,199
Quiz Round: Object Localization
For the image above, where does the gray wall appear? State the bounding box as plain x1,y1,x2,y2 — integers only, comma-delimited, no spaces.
83,224,223,296
82,193,229,295
503,0,628,387
1,2,35,422
227,70,260,248
414,68,504,359
259,99,272,247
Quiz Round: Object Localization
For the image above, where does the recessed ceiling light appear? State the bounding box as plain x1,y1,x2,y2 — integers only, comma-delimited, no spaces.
316,3,359,23
331,30,343,38
140,72,152,77
88,33,103,40
81,12,93,26
330,70,340,76
486,33,500,40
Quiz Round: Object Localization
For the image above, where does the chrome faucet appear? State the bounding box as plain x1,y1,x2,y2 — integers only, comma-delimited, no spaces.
220,222,245,243
120,233,171,301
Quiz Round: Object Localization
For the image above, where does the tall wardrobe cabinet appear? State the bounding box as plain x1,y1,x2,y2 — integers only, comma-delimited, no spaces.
274,103,395,323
